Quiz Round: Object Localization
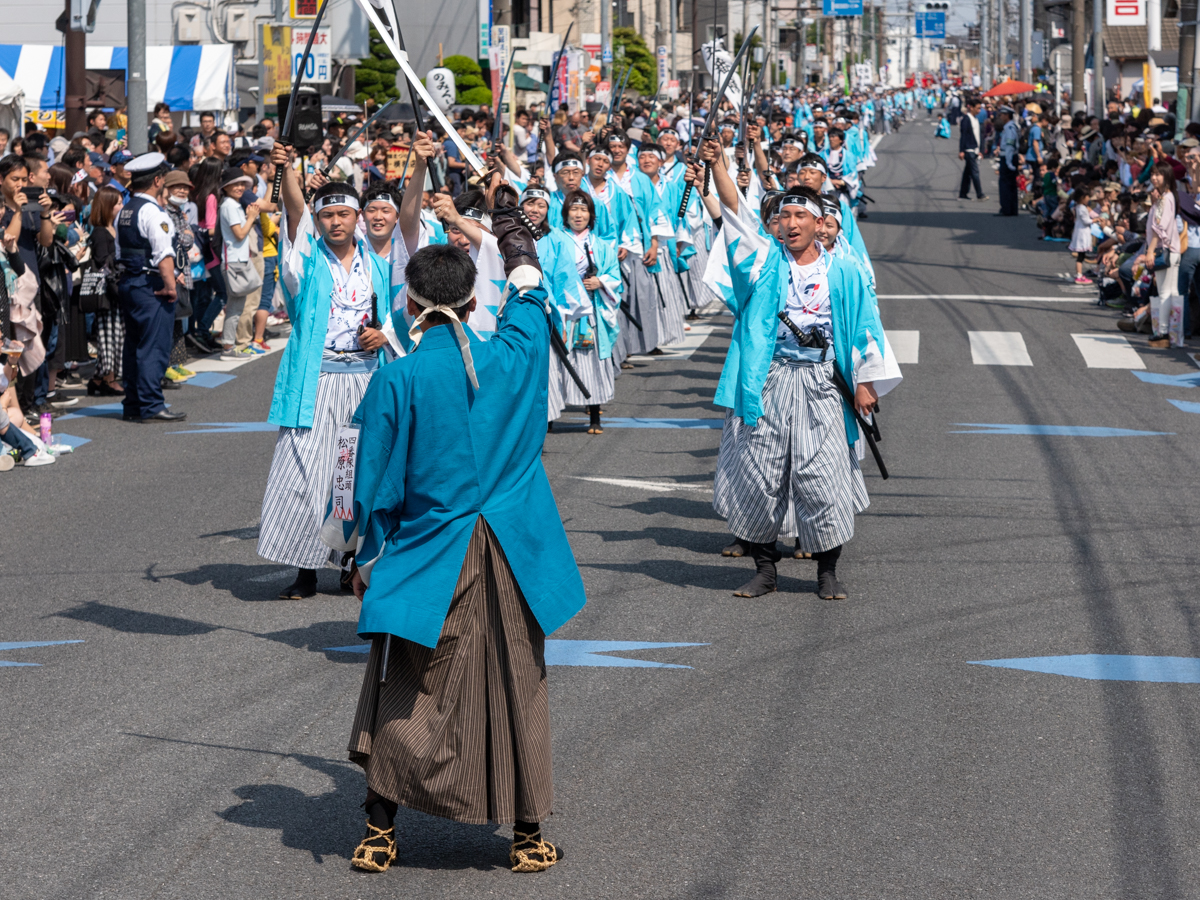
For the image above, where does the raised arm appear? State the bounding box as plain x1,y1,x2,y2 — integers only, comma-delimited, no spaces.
399,130,435,257
699,137,739,217
271,142,305,244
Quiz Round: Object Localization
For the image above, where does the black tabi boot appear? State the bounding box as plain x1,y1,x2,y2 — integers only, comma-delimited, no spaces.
814,546,847,600
279,567,317,600
733,542,782,597
587,404,603,434
721,537,749,557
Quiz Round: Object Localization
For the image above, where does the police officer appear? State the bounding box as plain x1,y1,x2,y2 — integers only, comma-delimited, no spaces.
115,152,186,422
996,105,1020,217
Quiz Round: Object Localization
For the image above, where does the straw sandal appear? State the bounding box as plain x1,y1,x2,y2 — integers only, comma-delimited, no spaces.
510,827,563,873
351,821,397,872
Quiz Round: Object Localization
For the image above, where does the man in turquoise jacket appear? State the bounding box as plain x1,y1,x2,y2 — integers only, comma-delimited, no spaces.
331,188,584,876
257,142,398,601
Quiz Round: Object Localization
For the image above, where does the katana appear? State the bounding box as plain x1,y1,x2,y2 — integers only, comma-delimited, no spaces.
351,0,487,174
679,25,757,215
321,99,394,177
270,0,330,202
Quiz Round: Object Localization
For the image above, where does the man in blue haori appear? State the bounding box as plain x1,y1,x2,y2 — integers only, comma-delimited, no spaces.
324,183,585,876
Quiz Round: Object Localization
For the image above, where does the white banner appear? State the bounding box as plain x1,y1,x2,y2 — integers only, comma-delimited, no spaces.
701,39,743,110
1106,0,1145,25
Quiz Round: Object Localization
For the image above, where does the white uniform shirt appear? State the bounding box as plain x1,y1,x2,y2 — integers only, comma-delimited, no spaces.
322,242,374,351
114,192,175,267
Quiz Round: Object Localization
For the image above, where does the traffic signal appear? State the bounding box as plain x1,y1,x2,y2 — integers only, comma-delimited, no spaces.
924,2,948,8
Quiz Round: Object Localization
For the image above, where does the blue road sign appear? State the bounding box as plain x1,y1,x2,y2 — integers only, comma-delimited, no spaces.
822,0,864,15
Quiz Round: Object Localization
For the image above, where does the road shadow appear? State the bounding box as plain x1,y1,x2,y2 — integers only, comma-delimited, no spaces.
585,558,816,594
52,600,220,636
612,496,724,520
155,562,349,603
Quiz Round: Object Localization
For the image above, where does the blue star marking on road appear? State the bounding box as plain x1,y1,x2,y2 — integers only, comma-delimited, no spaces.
0,640,84,667
970,654,1200,683
324,639,708,668
951,423,1172,437
1132,370,1200,388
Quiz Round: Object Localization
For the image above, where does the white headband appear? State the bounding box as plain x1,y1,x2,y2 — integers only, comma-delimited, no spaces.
779,196,824,218
588,149,612,161
799,160,828,175
314,193,360,213
553,158,584,173
822,203,842,224
364,194,398,211
406,286,479,389
639,147,666,160
521,188,550,205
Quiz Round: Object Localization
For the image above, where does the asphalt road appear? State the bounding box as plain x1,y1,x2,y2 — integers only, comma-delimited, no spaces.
6,119,1200,899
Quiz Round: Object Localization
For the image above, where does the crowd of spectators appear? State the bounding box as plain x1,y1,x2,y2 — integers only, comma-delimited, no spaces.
945,90,1194,349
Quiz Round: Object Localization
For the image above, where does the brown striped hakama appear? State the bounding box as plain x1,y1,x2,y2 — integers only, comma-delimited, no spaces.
347,516,554,826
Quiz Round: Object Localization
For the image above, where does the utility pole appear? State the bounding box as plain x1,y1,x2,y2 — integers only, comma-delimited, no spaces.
1182,0,1198,122
670,0,677,83
1019,0,1030,82
981,0,991,89
1070,0,1085,112
1093,0,1104,117
996,0,1005,77
602,0,611,83
128,0,148,153
1146,0,1161,107
63,0,87,135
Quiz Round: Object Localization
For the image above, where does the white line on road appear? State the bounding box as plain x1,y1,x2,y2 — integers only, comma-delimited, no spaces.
571,476,712,494
886,330,920,364
969,331,1033,366
1071,334,1145,369
629,325,718,361
878,301,1094,309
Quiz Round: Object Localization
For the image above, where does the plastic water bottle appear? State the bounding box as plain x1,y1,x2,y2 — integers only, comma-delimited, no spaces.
39,412,51,445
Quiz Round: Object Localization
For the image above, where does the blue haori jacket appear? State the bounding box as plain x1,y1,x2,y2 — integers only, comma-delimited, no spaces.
270,207,396,429
715,204,886,443
326,268,587,649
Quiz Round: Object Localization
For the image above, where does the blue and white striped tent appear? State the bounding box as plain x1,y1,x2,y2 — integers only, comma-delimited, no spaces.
0,44,236,112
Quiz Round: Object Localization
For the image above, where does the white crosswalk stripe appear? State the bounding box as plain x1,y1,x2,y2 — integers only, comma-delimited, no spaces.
1071,333,1145,369
886,330,920,364
969,331,1033,366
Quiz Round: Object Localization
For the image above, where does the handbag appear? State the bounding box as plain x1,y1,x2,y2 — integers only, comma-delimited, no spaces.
76,263,114,313
223,255,263,296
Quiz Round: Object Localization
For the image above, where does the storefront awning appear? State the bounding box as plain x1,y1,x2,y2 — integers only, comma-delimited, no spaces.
0,44,236,112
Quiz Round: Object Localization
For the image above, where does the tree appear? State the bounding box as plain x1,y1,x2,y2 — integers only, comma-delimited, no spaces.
733,31,764,81
612,27,656,97
355,27,401,106
442,55,493,107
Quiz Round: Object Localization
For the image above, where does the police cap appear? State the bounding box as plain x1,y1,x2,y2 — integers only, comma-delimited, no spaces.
125,152,171,179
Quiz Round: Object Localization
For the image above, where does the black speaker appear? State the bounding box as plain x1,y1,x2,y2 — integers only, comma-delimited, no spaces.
276,85,323,153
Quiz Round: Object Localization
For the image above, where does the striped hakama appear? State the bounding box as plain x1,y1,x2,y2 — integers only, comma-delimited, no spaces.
713,358,868,552
559,341,615,407
546,351,565,423
348,516,553,826
684,236,719,310
617,256,661,356
652,246,687,348
257,351,375,569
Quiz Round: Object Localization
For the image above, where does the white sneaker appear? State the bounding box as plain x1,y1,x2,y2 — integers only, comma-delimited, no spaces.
50,395,80,408
221,346,255,361
0,452,14,471
22,447,56,467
